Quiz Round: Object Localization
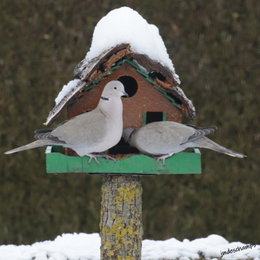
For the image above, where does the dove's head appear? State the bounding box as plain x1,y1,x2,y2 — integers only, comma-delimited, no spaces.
101,80,128,100
123,128,135,143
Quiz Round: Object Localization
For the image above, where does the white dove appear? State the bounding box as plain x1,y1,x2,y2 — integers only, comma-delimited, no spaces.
123,121,246,164
5,80,128,163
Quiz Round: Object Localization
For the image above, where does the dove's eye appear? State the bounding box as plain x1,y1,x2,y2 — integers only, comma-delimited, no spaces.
114,87,117,90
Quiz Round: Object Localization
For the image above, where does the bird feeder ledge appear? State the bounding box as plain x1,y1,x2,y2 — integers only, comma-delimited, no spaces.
46,146,201,175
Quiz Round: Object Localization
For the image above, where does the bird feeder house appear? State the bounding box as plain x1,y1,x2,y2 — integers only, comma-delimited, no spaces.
45,11,201,175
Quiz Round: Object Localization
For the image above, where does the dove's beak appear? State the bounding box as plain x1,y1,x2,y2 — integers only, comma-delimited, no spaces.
122,91,129,98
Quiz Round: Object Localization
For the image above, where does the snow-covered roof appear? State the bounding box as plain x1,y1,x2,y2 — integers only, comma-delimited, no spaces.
85,6,180,84
54,79,81,105
44,7,195,125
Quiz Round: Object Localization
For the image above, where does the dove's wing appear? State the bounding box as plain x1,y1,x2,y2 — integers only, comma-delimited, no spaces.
131,121,195,155
129,121,246,158
51,109,107,147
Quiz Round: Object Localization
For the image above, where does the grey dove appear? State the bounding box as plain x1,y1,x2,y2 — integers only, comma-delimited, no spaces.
5,80,128,162
123,121,246,163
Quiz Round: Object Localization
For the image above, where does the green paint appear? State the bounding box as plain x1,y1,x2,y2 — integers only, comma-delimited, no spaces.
46,147,201,174
162,112,168,121
143,112,147,125
82,58,181,108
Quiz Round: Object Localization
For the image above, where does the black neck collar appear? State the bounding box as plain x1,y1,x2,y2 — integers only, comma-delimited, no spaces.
100,96,109,101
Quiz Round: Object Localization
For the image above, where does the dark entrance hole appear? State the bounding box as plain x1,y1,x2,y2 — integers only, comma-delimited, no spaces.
118,76,138,97
145,112,166,124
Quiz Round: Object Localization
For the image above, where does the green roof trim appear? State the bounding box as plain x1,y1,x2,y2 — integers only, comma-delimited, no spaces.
83,58,181,108
46,146,201,175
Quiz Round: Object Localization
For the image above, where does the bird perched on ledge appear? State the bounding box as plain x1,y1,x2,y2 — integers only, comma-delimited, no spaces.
5,80,128,163
123,121,246,164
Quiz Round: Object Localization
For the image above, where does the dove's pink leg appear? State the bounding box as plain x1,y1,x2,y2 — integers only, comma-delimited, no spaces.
154,153,174,165
86,153,116,164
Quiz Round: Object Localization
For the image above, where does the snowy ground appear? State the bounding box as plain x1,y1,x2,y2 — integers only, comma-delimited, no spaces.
0,233,259,260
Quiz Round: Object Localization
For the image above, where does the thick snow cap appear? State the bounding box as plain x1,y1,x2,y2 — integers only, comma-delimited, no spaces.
86,6,180,84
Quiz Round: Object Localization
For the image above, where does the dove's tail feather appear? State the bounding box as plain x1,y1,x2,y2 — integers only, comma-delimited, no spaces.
5,140,49,154
195,137,246,158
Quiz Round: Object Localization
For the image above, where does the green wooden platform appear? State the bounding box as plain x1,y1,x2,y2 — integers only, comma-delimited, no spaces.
46,146,201,175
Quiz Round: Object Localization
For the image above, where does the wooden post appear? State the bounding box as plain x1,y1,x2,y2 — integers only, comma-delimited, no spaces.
100,175,143,259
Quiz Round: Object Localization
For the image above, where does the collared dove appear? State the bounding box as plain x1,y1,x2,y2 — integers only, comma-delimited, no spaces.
123,121,246,163
5,80,128,162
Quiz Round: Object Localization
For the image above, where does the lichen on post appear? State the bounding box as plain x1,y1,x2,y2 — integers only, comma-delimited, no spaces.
100,175,143,259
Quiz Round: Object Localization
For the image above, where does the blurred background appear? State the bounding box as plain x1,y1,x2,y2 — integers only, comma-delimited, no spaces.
0,0,259,244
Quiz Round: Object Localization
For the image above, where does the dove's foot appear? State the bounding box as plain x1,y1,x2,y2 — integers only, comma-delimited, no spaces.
154,153,174,165
86,154,100,164
86,153,116,164
102,154,117,161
